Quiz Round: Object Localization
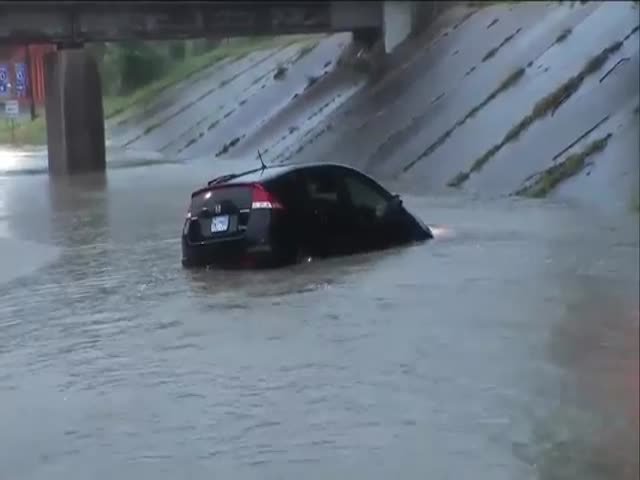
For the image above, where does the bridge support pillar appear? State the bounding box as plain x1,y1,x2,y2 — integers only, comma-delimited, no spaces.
383,1,444,53
383,1,416,53
44,48,105,176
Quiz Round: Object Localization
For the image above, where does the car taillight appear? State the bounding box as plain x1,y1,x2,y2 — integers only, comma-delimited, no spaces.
251,183,284,210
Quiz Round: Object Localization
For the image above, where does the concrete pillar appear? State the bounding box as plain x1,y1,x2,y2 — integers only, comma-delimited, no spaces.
383,1,416,53
44,48,105,175
330,2,383,31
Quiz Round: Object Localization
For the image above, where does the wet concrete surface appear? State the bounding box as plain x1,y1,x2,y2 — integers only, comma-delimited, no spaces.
555,107,640,215
107,34,358,164
279,2,639,210
463,4,640,196
109,47,298,149
1,1,639,479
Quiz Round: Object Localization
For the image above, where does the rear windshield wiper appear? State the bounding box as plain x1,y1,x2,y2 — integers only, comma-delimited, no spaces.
207,166,267,186
207,174,240,186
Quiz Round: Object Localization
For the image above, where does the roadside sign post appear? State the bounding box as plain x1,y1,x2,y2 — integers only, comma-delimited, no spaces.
5,99,19,143
25,46,37,120
14,63,26,141
15,63,26,96
5,99,19,116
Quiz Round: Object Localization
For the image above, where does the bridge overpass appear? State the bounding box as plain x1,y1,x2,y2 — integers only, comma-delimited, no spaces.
0,1,428,175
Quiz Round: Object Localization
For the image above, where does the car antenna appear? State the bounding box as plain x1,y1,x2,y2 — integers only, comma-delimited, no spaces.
257,149,267,171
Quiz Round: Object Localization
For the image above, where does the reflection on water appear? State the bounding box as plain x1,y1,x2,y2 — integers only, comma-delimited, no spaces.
0,166,638,480
514,277,639,480
47,174,109,244
428,225,455,240
185,249,394,299
555,281,638,480
0,146,46,172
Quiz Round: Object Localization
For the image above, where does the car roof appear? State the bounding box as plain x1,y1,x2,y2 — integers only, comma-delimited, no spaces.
203,162,362,187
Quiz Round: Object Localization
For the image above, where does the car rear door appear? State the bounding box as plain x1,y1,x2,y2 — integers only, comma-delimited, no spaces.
264,171,310,255
298,166,352,257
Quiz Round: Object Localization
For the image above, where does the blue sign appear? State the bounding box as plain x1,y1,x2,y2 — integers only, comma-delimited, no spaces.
14,63,26,97
15,64,25,81
0,65,8,97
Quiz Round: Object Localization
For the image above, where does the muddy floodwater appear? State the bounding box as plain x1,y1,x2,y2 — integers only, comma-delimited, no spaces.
0,157,637,480
1,3,639,475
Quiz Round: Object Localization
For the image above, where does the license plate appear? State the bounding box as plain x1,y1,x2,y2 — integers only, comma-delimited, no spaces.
210,215,229,233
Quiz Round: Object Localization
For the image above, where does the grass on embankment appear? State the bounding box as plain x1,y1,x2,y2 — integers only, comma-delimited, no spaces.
447,36,630,188
401,66,525,175
0,35,320,146
513,133,612,198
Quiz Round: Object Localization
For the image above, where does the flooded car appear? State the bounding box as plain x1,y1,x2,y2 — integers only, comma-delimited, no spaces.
181,162,433,268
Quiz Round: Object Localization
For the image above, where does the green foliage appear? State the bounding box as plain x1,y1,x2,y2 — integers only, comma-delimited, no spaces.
168,41,187,61
95,41,200,96
113,42,168,94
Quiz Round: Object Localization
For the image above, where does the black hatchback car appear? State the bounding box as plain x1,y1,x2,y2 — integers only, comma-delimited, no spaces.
181,163,432,268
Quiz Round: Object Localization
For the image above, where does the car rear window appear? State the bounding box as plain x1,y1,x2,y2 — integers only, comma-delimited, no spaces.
190,185,253,213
